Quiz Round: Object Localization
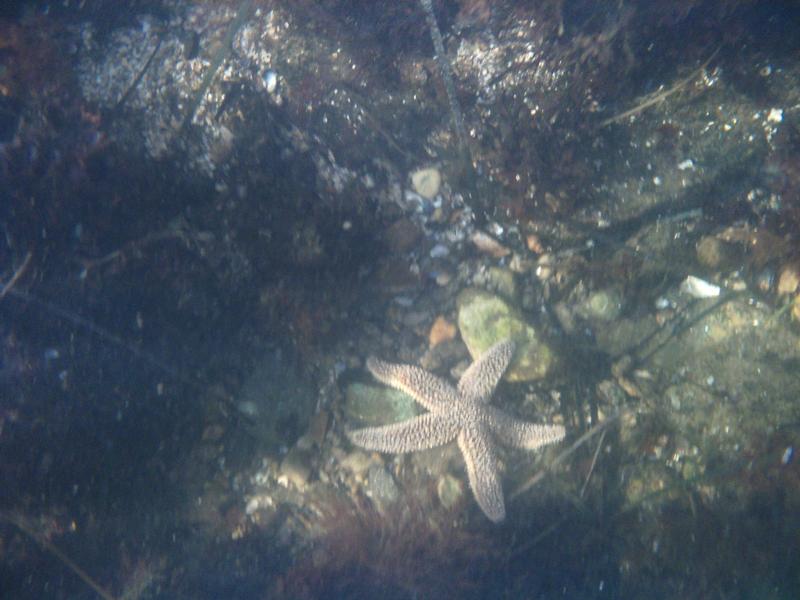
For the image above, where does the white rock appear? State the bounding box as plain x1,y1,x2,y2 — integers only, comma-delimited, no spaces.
767,108,783,123
410,167,441,199
680,275,721,298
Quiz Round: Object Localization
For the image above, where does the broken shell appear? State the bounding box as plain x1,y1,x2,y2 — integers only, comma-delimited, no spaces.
680,275,721,298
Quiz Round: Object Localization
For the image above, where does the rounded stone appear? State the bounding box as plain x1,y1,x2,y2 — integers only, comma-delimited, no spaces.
437,473,464,510
456,288,554,381
578,289,623,321
368,465,400,507
696,236,739,270
410,167,442,199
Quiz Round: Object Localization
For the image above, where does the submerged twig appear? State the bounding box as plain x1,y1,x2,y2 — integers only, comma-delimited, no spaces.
111,33,164,118
77,217,214,277
580,427,607,498
0,251,32,300
3,286,238,415
418,0,468,149
180,0,254,132
599,46,720,127
510,411,626,501
0,511,117,600
332,84,415,162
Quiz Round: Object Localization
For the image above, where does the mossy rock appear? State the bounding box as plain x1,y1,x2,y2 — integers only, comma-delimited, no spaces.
344,382,419,426
457,288,554,381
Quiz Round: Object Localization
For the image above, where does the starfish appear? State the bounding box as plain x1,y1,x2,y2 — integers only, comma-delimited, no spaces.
347,340,565,522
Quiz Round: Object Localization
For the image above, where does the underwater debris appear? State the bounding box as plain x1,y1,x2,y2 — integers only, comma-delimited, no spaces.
0,511,116,600
599,47,720,127
180,0,255,132
418,0,467,149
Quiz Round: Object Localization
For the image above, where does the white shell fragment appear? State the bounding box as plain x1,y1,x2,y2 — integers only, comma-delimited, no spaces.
680,275,721,298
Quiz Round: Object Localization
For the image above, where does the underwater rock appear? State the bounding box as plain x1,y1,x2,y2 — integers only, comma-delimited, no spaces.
471,230,510,258
410,167,441,199
344,381,419,427
437,473,464,510
777,263,800,296
428,316,457,348
385,217,423,254
680,275,721,298
419,338,466,372
374,257,422,295
696,235,740,270
482,266,517,300
279,446,313,490
575,288,624,322
367,465,400,508
456,288,554,381
339,450,374,479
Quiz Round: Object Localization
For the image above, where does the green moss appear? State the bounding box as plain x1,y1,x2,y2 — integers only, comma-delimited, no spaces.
457,288,554,381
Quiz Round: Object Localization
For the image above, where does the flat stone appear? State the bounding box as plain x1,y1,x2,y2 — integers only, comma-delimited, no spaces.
344,381,419,427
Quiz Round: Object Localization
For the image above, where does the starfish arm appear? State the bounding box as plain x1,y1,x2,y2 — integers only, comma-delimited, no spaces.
347,413,460,453
457,340,515,403
457,425,505,523
367,358,458,412
487,406,566,450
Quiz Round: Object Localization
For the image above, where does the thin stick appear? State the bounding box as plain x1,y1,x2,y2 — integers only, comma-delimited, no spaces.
580,427,606,498
419,0,468,148
0,511,117,600
508,517,566,559
599,47,720,127
111,34,163,117
180,0,254,132
510,410,626,501
0,251,32,300
4,287,183,381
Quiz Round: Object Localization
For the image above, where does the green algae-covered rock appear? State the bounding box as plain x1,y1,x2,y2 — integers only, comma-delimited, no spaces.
344,382,419,427
576,288,623,322
457,288,554,381
484,266,517,300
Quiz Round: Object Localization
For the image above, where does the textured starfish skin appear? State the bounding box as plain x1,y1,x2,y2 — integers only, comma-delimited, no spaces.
347,340,565,522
